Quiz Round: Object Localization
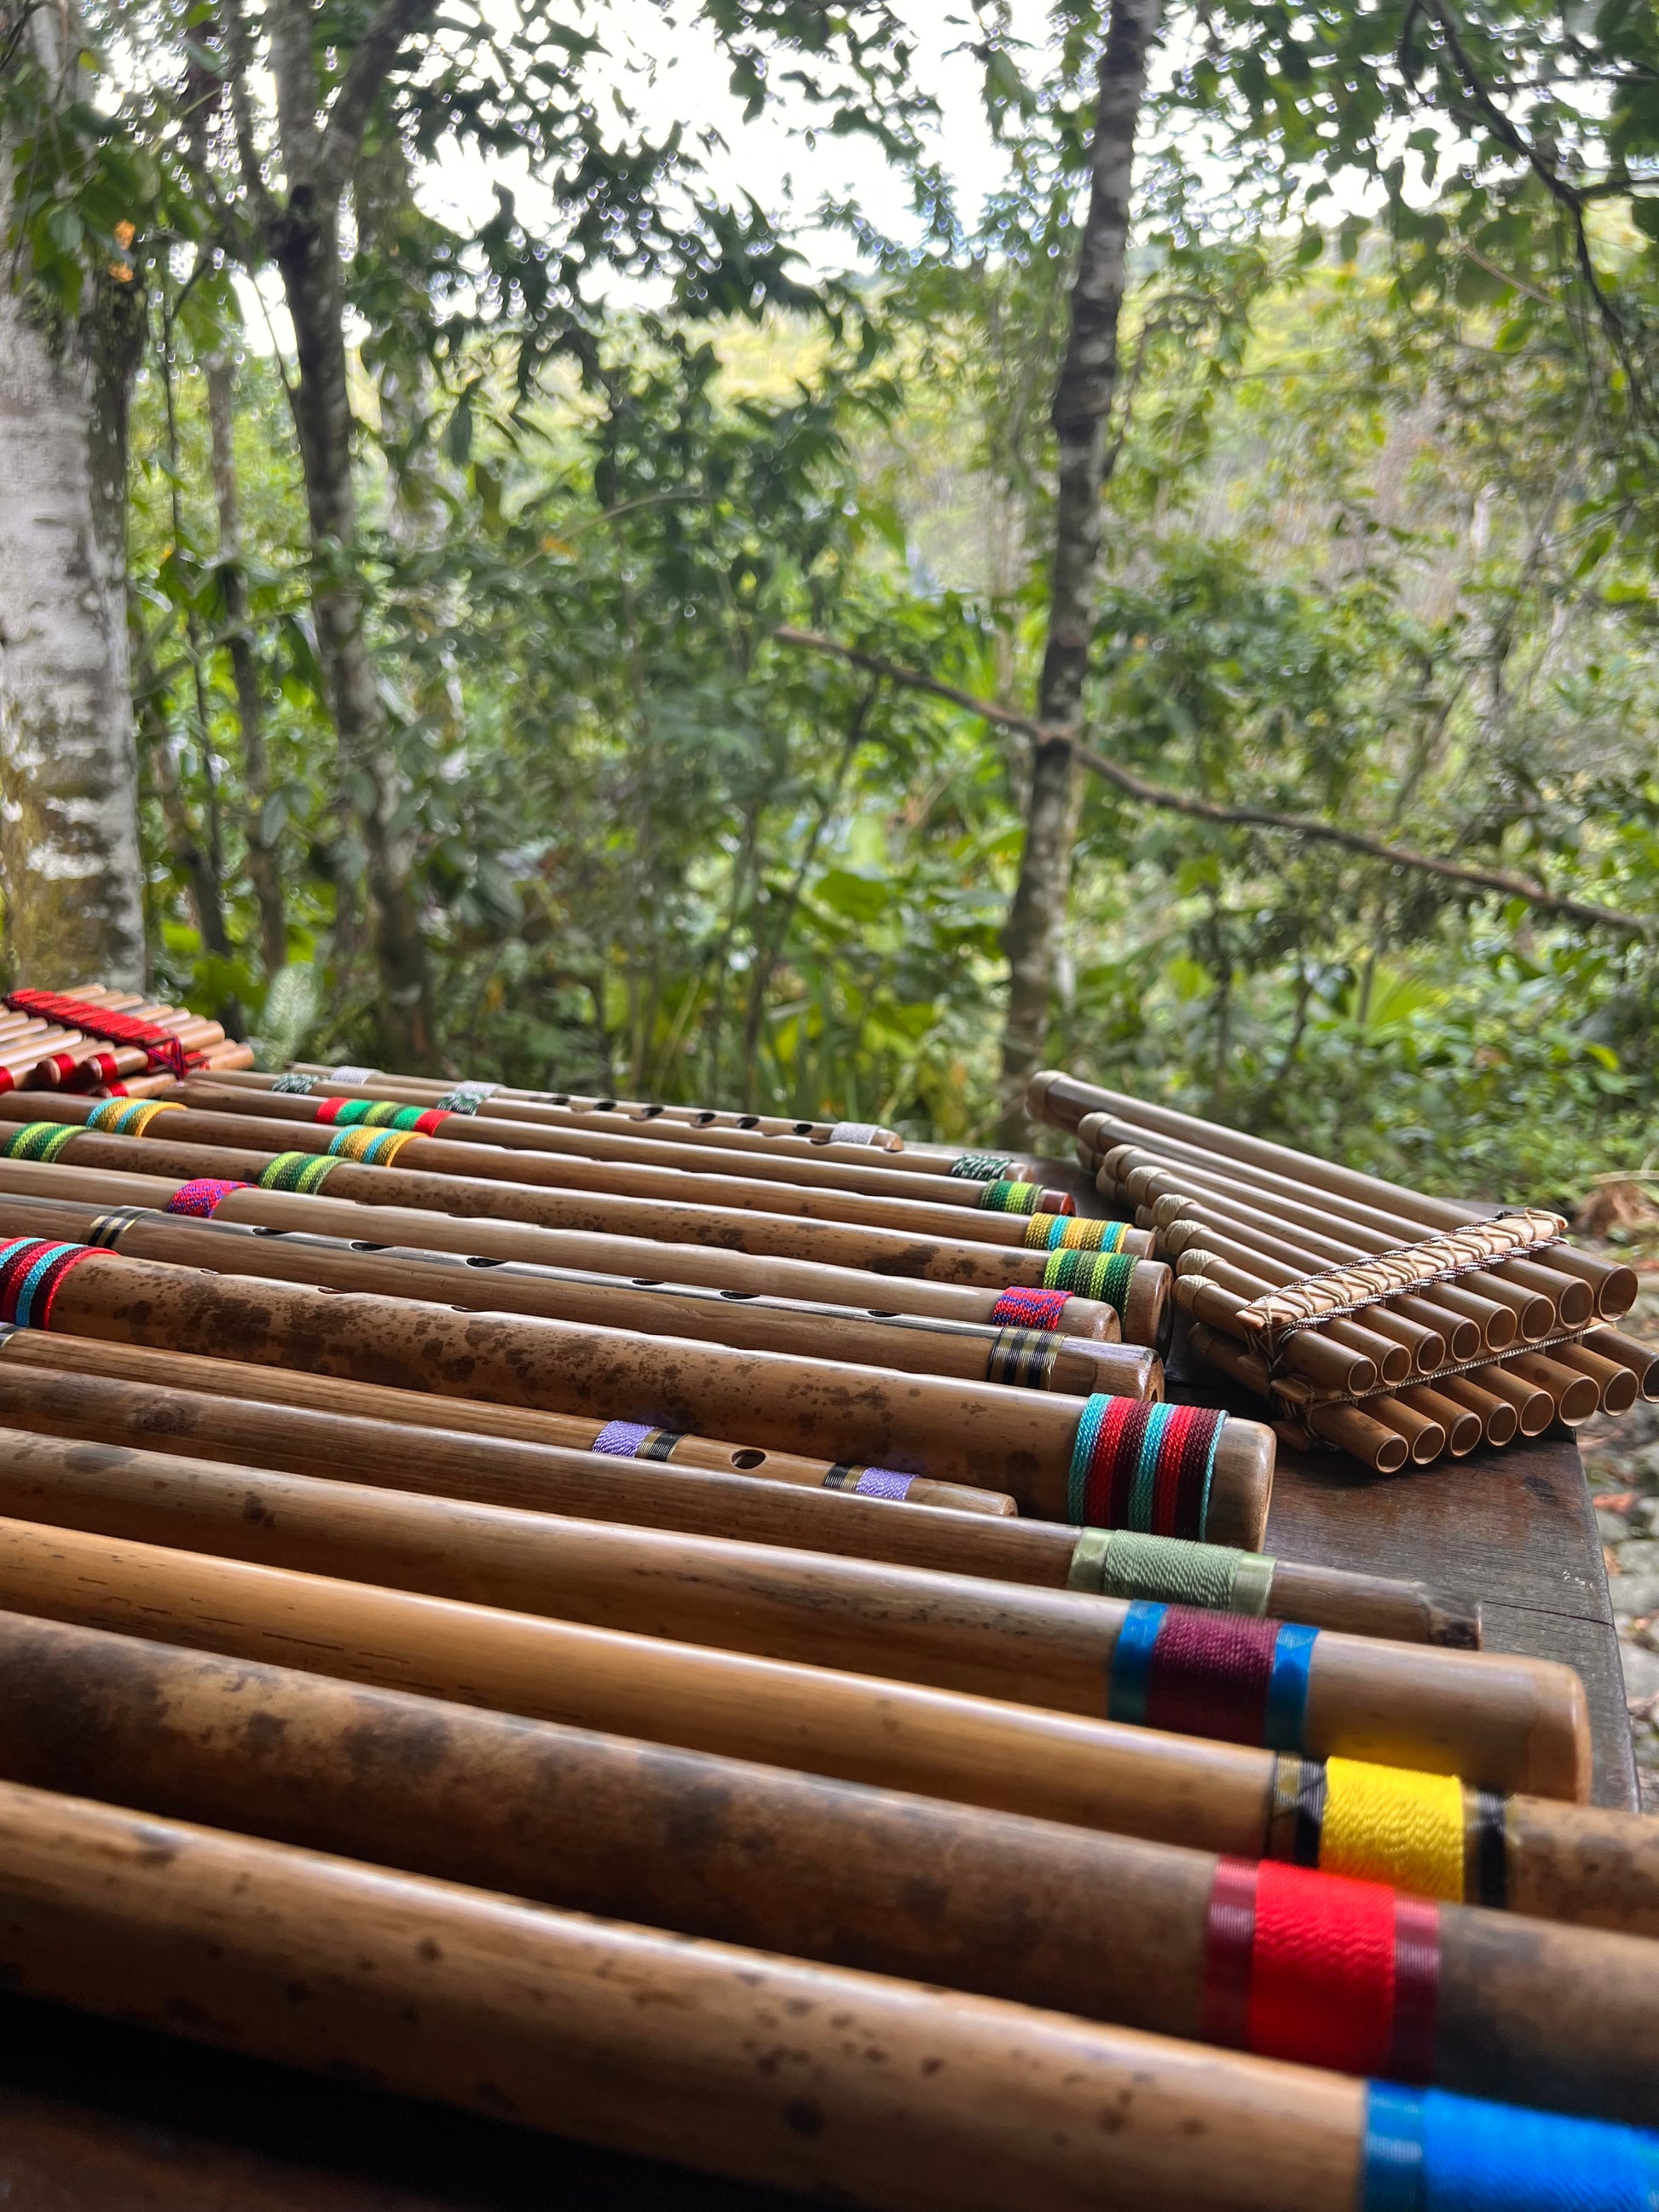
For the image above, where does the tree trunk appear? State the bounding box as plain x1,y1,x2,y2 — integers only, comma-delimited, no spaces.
205,352,288,979
0,17,147,992
128,593,233,965
994,0,1164,1146
274,193,436,1067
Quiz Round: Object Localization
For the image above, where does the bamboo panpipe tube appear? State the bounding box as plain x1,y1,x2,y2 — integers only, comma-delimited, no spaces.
0,1424,1519,1747
11,1122,1131,1289
1548,1338,1640,1414
1505,1351,1598,1425
1175,1272,1379,1396
175,1077,1076,1218
0,1619,1639,2121
1045,1071,1632,1320
0,1195,1151,1397
1186,1324,1410,1475
1435,1374,1520,1447
0,1334,1010,1516
1364,1397,1447,1465
1395,1386,1482,1458
1584,1327,1659,1399
0,1513,1589,1796
0,1354,1477,1644
1105,1135,1558,1343
1149,1193,1483,1362
0,1153,1133,1337
26,1245,1205,1524
1163,1225,1424,1377
0,1091,1079,1245
1468,1360,1555,1435
1126,1152,1521,1351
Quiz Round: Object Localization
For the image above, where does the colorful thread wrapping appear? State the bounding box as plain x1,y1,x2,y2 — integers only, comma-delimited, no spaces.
0,1071,15,1098
259,1151,343,1194
591,1420,681,1462
977,1178,1043,1215
1067,1528,1276,1616
1107,1602,1315,1749
165,1178,251,1219
3,989,192,1078
315,1098,448,1135
0,1237,108,1329
0,1122,83,1164
822,1464,916,1499
1321,1759,1466,1904
1361,2082,1659,2210
1025,1215,1130,1253
1067,1395,1225,1541
434,1089,487,1113
984,1325,1061,1389
58,1051,123,1092
325,1125,421,1165
1201,1860,1439,2081
1042,1246,1137,1312
949,1152,1012,1181
84,1098,187,1138
269,1074,317,1094
989,1285,1071,1331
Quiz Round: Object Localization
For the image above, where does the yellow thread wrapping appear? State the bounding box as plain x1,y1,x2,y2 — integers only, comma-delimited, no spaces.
1319,1756,1465,1902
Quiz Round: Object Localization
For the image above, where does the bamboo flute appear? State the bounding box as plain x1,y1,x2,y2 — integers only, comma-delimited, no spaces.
14,1241,1235,1528
0,1615,1641,2119
0,1119,1156,1288
0,1351,1477,1645
0,1152,1141,1336
0,1422,1523,1759
0,1514,1587,1796
0,1091,1088,1249
174,1077,1081,1218
5,1782,1646,2212
0,1192,1159,1395
1038,1071,1635,1319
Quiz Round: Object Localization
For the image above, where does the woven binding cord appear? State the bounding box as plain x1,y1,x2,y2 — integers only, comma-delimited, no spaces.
990,1285,1071,1331
269,1074,317,1094
1361,2082,1659,2212
949,1152,1012,1182
591,1420,682,1462
0,1122,83,1164
54,1050,123,1093
259,1152,343,1194
821,1464,916,1499
978,1178,1043,1216
84,1098,188,1138
1266,1759,1506,1910
0,1237,110,1329
165,1178,251,1219
1108,1603,1315,1750
1025,1214,1130,1254
316,1098,449,1135
1201,1860,1439,2081
1068,1395,1226,1541
325,1126,421,1166
434,1089,487,1113
1043,1245,1137,1314
985,1325,1061,1389
3,989,194,1079
1067,1528,1276,1617
829,1121,884,1146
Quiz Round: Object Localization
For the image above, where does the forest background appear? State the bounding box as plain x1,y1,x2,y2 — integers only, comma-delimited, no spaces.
4,0,1659,1198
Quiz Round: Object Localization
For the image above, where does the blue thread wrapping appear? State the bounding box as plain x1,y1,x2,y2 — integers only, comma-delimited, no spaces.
1106,1601,1164,1728
1362,2083,1659,2212
1263,1622,1317,1753
1124,1401,1176,1531
1067,1394,1111,1523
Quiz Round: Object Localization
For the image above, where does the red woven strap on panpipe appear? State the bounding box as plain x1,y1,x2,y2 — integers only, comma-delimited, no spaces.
3,990,190,1078
1199,1858,1439,2080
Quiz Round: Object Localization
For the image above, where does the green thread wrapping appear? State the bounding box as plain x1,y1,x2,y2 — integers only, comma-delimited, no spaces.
1043,1246,1137,1313
978,1179,1041,1216
1066,1529,1278,1614
259,1151,340,1193
949,1152,1012,1182
0,1122,81,1164
330,1100,426,1129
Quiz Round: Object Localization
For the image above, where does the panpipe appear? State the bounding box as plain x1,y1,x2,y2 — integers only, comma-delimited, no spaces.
0,997,1645,2212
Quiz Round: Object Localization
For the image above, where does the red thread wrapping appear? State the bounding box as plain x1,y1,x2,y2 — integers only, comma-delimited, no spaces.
37,1245,104,1327
1199,1858,1257,2048
0,1242,55,1322
315,1098,348,1124
1248,1862,1440,2077
3,990,189,1079
990,1286,1071,1331
64,1052,122,1092
165,1179,249,1219
1143,1609,1279,1744
412,1108,448,1135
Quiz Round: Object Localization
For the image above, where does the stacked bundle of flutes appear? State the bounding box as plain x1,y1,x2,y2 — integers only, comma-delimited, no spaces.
1031,1069,1655,1474
0,996,1644,2208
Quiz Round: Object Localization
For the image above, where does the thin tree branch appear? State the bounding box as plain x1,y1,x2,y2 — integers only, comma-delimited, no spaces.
773,627,1650,937
218,0,278,229
316,0,440,195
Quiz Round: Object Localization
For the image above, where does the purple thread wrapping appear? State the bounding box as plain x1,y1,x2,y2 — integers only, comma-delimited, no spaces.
853,1467,915,1500
592,1420,654,1458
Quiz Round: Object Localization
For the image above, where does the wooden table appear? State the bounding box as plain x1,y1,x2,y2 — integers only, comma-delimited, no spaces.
0,1164,1638,2205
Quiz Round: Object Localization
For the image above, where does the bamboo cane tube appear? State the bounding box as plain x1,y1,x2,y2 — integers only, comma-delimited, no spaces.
1505,1352,1599,1425
0,1193,1150,1397
1393,1386,1482,1458
0,1092,1079,1243
0,1333,1009,1516
1102,1132,1563,1340
1363,1397,1447,1466
0,1424,1520,1752
1162,1224,1426,1377
25,1245,1210,1524
0,1617,1637,2120
0,1155,1136,1334
1583,1328,1659,1399
1175,1249,1408,1386
174,1077,1072,1217
1046,1071,1633,1319
1176,1277,1379,1395
1434,1374,1520,1447
1124,1152,1521,1350
1185,1326,1407,1475
0,1354,1475,1644
0,1512,1589,1796
1547,1339,1640,1415
1457,1360,1552,1435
